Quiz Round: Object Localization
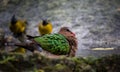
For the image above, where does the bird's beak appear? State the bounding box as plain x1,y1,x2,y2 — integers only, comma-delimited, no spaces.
71,32,75,36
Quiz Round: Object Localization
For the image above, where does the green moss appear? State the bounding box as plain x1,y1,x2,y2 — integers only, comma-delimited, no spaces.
55,64,66,70
0,52,120,72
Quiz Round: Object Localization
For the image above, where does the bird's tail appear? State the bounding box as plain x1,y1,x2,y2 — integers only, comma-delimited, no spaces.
26,35,41,40
14,32,24,37
26,35,35,39
15,33,27,42
14,42,42,52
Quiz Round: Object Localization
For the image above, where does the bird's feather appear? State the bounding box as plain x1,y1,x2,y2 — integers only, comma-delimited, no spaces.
34,34,70,55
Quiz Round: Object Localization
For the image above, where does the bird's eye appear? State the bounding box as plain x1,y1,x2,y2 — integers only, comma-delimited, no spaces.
66,29,70,32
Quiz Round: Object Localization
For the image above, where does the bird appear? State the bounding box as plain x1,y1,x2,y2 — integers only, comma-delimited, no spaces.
15,27,78,57
9,15,27,39
9,15,28,53
38,20,53,36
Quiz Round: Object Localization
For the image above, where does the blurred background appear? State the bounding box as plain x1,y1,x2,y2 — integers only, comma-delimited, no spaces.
0,0,120,57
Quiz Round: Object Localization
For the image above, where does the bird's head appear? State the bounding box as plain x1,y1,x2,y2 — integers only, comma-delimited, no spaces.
42,20,49,26
11,15,28,25
59,27,77,57
58,27,75,37
11,15,17,25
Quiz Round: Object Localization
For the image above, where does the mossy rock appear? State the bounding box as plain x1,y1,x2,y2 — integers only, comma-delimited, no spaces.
0,52,120,72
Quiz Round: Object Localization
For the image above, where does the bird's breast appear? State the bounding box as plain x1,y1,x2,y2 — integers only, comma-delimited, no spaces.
39,23,52,35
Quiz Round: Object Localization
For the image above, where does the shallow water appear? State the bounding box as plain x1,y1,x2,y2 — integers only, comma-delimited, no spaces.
0,0,120,57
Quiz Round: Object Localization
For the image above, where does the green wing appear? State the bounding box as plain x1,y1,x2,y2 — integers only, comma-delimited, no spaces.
34,34,70,55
